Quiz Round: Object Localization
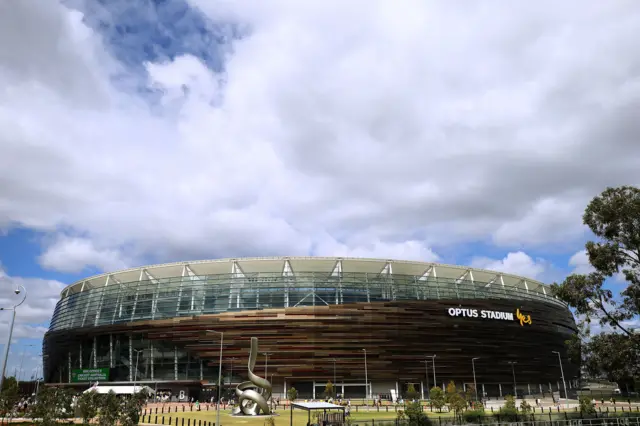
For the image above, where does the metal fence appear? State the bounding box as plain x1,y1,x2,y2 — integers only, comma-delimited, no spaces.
348,415,640,426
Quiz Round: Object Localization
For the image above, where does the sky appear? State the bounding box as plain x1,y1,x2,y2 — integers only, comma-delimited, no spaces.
1,0,640,380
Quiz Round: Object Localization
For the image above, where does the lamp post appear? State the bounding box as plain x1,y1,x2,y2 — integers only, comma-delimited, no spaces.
0,284,27,392
507,361,517,398
18,345,36,382
331,358,337,397
552,351,568,408
472,358,480,402
426,355,436,389
133,349,144,390
362,349,369,399
421,360,430,399
206,329,224,426
263,352,273,378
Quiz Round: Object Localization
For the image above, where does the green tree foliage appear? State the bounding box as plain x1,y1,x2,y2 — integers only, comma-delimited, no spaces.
98,391,120,426
324,381,334,398
287,386,298,401
443,382,466,417
551,186,640,388
464,384,476,403
77,390,100,425
579,395,596,416
399,401,432,426
0,376,20,415
29,387,75,426
496,395,518,422
120,390,149,426
552,186,640,338
429,386,445,412
582,333,639,387
405,383,419,400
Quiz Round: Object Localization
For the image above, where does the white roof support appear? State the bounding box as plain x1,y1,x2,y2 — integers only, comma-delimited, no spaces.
379,261,393,276
484,274,502,288
80,281,86,293
524,280,530,293
330,259,342,278
231,261,245,279
143,269,159,284
418,266,434,281
283,259,294,277
455,270,472,284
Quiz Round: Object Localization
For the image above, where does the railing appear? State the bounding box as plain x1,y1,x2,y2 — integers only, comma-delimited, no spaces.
48,272,566,332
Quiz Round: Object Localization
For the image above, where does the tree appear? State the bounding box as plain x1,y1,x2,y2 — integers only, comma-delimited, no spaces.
405,383,419,400
287,386,298,401
579,395,596,416
120,390,149,426
324,381,334,399
464,384,476,404
0,376,20,415
429,387,445,412
497,395,518,422
77,390,100,425
29,387,75,426
399,401,433,426
98,391,120,426
443,382,466,417
551,186,640,339
444,381,457,405
581,332,639,388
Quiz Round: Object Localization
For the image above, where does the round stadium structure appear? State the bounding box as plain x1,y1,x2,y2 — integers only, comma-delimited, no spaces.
44,257,579,401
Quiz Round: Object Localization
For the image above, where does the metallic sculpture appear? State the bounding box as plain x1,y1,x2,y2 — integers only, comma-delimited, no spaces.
232,337,272,416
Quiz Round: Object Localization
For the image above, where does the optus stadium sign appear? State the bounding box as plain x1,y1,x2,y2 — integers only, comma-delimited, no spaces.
447,307,532,326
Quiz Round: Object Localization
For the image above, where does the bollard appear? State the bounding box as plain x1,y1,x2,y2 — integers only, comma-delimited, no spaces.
156,407,159,414
170,417,173,425
183,405,185,412
188,419,191,426
155,416,158,424
182,417,185,426
163,417,165,424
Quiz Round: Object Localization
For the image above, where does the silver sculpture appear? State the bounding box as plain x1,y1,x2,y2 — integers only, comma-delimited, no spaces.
232,337,272,416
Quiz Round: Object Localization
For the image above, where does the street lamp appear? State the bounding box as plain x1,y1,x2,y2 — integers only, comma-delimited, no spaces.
0,284,27,392
263,352,273,377
552,351,568,408
133,349,144,390
362,349,369,399
331,358,337,397
507,361,517,398
472,358,480,401
206,329,224,426
18,344,37,382
421,359,430,399
426,355,437,389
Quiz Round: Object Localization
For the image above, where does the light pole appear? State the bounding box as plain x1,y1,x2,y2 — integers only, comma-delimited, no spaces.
18,344,36,382
362,349,369,400
507,361,517,398
206,329,224,426
331,358,337,397
426,355,436,389
472,358,480,402
133,349,144,390
421,360,430,399
0,284,27,392
263,352,273,378
552,351,568,408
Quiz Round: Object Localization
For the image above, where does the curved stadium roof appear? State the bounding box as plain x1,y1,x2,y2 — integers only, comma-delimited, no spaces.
60,256,556,301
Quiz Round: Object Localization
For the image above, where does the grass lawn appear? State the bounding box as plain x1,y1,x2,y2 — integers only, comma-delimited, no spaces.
140,408,400,426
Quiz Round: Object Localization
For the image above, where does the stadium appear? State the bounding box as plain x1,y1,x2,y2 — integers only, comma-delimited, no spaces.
43,257,579,401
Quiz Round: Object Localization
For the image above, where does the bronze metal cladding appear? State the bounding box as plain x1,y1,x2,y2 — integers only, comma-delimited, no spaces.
43,298,578,388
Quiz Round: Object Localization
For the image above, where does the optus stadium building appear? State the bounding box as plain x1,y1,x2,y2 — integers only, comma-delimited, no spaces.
44,257,579,401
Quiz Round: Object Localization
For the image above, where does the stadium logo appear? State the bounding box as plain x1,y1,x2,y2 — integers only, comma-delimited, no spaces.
447,307,532,326
516,308,532,326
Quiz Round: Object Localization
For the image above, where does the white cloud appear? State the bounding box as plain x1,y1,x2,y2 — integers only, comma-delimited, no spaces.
2,1,640,273
568,250,595,275
0,263,65,341
470,251,546,279
38,236,130,273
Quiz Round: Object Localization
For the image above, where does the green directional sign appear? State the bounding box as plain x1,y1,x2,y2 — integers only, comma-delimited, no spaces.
71,368,110,383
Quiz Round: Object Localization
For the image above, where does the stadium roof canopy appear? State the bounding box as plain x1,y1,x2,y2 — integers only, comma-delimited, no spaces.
60,257,553,299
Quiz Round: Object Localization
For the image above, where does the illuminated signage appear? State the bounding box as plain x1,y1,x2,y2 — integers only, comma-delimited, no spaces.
447,307,532,326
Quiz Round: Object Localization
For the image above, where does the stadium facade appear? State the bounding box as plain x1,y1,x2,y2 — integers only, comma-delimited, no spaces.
44,257,579,401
